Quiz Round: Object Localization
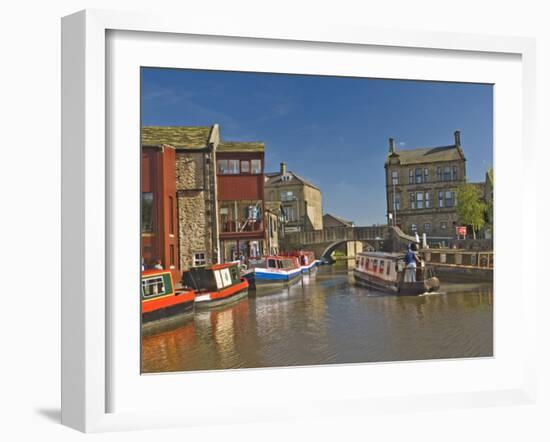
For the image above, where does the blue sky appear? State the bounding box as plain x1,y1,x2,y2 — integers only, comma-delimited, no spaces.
141,68,493,226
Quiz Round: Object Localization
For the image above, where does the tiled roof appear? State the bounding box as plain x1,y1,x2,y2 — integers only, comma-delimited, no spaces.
265,171,320,190
387,145,463,165
141,126,212,148
218,141,264,152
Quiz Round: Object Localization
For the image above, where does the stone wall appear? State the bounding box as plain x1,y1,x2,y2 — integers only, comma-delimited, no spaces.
303,185,323,230
176,151,217,269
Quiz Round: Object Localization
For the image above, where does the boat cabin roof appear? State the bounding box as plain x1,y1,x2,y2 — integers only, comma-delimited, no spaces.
142,269,171,278
357,251,405,260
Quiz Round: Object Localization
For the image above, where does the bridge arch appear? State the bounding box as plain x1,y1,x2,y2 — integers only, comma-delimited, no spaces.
319,240,372,261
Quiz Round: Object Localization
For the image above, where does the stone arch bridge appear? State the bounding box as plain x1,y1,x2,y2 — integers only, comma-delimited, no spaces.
282,226,416,261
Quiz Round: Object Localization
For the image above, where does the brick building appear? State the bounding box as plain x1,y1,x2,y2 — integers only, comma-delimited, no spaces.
265,162,323,233
384,131,466,239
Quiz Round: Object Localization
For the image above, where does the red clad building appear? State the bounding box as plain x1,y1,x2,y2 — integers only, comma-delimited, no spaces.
141,145,180,281
216,141,266,263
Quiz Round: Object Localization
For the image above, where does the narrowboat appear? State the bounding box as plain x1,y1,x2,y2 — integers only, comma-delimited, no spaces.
243,255,302,291
181,262,249,308
141,270,196,323
353,251,440,296
284,250,318,273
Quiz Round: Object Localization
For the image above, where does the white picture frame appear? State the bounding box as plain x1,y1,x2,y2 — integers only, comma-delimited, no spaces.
61,9,537,433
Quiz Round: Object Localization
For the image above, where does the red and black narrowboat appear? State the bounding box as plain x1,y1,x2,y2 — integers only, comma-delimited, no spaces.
181,262,249,308
141,270,196,323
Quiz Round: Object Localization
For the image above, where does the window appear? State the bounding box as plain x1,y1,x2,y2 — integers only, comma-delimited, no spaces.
169,196,174,234
386,261,391,275
409,169,414,184
251,159,262,174
217,159,228,174
438,191,444,208
228,159,240,174
452,165,458,181
440,221,447,229
373,260,378,272
443,166,451,181
391,170,398,185
393,192,400,211
141,276,166,298
411,224,417,233
424,223,431,232
169,244,175,267
415,168,423,184
445,190,455,207
240,160,250,174
268,259,277,268
141,192,154,233
425,192,430,208
280,191,294,202
410,193,415,209
416,192,424,209
424,168,429,182
437,166,442,181
379,260,385,274
193,252,206,267
284,206,297,222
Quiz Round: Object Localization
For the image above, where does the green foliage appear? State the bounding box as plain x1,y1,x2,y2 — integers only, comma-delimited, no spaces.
456,183,486,239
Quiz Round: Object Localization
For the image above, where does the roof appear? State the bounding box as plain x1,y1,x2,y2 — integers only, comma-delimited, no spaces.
218,141,264,152
323,213,354,227
265,171,320,190
386,145,463,165
141,126,212,148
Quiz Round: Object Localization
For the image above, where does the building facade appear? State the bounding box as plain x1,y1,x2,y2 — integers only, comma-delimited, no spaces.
142,125,220,272
384,131,466,239
323,213,355,228
141,124,268,273
216,141,266,263
141,145,180,280
265,163,323,233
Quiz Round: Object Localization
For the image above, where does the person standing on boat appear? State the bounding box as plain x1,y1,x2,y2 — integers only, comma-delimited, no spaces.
153,258,163,270
404,243,421,282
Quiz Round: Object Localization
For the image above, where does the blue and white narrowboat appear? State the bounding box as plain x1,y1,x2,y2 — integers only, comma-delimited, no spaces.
243,255,302,292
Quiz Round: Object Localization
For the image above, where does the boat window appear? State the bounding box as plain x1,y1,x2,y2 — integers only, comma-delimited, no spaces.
141,275,166,298
214,270,223,289
220,268,232,287
229,265,240,283
373,260,378,272
386,262,391,275
366,258,369,269
379,260,385,274
267,259,277,268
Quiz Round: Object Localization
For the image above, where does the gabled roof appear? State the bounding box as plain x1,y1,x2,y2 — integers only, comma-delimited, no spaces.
218,141,264,152
265,171,320,190
386,145,463,165
323,213,354,227
141,126,212,148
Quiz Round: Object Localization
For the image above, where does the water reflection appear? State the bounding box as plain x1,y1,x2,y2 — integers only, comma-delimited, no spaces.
141,265,493,373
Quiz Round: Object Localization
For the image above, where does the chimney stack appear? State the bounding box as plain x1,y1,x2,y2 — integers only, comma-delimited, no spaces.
389,138,396,154
280,162,287,175
454,130,461,147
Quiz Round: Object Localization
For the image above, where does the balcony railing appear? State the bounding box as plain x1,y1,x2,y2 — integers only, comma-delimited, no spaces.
220,219,264,233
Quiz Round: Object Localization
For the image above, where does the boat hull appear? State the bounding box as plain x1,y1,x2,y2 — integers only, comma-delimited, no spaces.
194,280,249,309
244,267,302,292
141,291,195,323
353,269,439,296
300,260,319,273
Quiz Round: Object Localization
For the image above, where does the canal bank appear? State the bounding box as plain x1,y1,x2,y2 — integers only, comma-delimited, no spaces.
141,263,493,373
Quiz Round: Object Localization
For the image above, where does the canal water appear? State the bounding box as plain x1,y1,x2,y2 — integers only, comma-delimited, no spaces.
141,263,493,374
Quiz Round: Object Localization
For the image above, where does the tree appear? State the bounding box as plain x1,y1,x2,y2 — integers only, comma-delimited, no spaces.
456,183,486,239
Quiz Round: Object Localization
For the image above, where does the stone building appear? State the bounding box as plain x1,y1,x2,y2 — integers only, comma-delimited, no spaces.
384,131,466,239
323,213,355,228
265,163,323,233
264,201,286,255
142,125,220,271
141,124,268,271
